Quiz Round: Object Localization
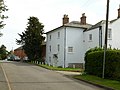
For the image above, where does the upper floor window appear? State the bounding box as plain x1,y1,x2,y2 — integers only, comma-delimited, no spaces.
58,32,60,38
49,45,51,52
89,34,92,41
58,44,60,52
108,28,112,39
68,47,73,53
49,35,51,40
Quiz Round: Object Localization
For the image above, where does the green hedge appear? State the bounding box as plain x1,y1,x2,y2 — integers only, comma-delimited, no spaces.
85,48,120,81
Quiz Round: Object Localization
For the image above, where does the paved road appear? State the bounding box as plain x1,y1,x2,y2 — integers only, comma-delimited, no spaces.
0,63,9,90
0,61,105,90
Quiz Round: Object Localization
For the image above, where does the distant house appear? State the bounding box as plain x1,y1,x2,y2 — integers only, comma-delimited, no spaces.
46,6,120,68
14,46,27,60
14,43,46,61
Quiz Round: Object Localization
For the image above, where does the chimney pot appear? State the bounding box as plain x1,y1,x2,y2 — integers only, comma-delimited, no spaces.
118,5,120,18
80,13,86,25
63,14,69,25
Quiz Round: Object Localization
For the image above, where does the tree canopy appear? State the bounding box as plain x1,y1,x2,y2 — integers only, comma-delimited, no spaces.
0,0,8,36
16,16,45,62
0,44,7,60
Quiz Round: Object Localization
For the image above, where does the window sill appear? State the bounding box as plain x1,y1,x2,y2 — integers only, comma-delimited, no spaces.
88,40,93,42
68,52,74,54
108,38,112,40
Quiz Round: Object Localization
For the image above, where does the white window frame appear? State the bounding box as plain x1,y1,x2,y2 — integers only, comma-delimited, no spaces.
58,32,60,39
58,44,60,52
49,45,51,52
49,35,51,41
89,34,92,41
68,47,73,53
108,28,112,39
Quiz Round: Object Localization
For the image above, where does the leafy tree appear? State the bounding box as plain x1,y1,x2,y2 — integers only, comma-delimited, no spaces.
0,0,8,36
16,16,45,63
0,44,7,59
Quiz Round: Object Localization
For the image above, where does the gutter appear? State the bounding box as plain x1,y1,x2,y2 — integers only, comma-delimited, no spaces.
99,26,102,48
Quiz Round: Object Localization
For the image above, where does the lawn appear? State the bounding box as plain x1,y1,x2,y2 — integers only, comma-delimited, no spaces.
39,64,83,72
74,74,120,90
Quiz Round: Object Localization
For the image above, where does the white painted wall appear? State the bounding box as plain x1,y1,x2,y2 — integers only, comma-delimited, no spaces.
111,18,120,49
46,27,65,67
65,27,85,67
46,26,85,67
84,28,100,52
83,22,113,52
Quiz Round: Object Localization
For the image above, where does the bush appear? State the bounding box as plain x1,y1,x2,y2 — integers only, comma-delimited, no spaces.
85,48,120,81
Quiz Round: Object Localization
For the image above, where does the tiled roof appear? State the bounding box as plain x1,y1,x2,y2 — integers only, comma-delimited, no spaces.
46,18,119,34
86,20,106,31
64,21,92,29
46,21,92,34
110,19,118,23
86,18,119,31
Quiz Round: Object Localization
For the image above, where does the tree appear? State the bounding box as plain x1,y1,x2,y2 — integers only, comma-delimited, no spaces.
16,16,45,63
0,44,7,60
0,0,8,36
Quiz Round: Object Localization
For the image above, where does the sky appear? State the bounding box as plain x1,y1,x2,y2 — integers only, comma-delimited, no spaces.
0,0,120,51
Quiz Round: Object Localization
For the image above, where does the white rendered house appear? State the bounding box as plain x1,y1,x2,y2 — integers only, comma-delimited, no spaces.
46,14,92,68
46,7,120,68
84,6,120,51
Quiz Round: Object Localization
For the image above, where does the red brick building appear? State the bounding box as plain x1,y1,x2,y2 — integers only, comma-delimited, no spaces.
14,43,46,61
14,46,27,60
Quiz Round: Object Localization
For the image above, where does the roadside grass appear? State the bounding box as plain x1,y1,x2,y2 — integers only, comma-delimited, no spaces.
30,62,120,89
39,64,83,72
74,74,120,90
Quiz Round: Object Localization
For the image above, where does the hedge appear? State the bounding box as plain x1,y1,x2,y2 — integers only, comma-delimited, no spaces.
85,48,120,81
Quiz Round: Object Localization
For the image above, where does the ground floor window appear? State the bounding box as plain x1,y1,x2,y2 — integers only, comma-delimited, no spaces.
68,47,73,52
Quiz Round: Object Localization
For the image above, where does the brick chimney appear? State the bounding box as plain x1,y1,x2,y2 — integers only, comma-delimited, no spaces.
80,13,86,25
63,14,69,25
118,5,120,18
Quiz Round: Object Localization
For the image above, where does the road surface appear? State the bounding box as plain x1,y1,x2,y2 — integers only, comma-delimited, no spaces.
0,61,105,90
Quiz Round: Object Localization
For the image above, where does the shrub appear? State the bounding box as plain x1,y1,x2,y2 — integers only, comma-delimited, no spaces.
85,48,120,81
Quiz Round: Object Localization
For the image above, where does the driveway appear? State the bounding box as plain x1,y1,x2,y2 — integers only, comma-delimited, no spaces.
0,61,105,90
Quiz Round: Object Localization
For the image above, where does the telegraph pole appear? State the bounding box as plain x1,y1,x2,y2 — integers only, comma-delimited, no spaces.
102,0,110,79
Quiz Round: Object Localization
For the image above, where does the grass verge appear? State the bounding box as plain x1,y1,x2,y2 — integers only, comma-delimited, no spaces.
30,63,120,89
39,64,83,72
74,74,120,90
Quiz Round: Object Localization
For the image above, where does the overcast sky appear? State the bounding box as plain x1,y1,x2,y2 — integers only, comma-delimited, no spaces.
0,0,120,51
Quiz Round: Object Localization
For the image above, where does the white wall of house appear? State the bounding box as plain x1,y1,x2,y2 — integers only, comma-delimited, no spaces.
100,22,112,49
84,28,100,52
65,27,85,67
46,27,65,67
83,22,113,52
111,18,120,49
46,26,85,68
